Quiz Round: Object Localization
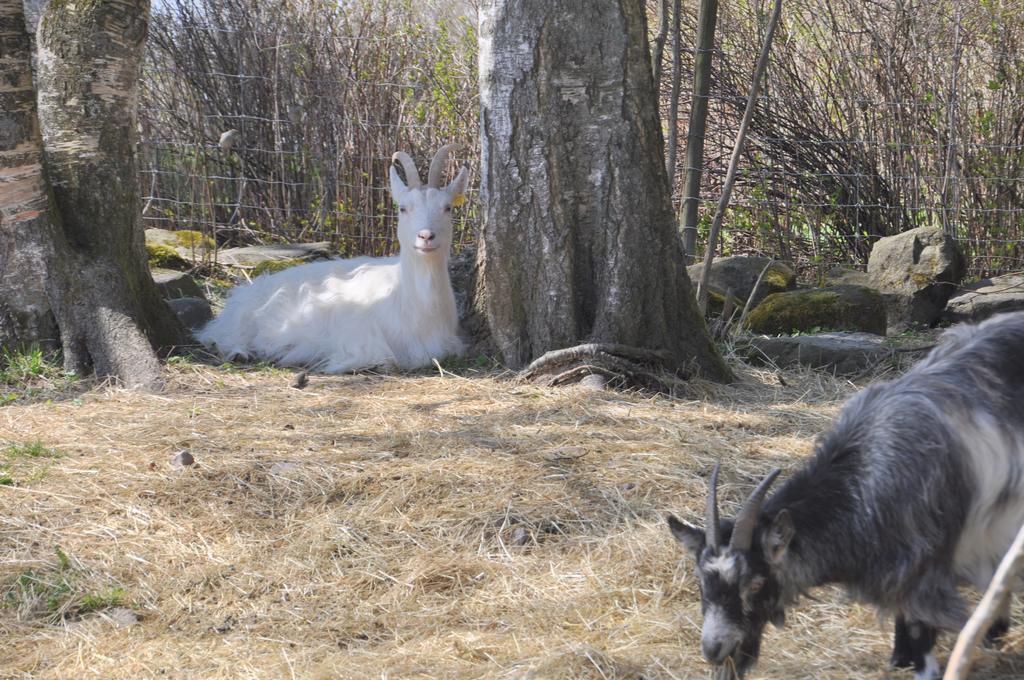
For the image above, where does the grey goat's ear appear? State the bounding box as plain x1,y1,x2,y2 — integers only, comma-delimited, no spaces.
765,509,795,564
667,514,705,558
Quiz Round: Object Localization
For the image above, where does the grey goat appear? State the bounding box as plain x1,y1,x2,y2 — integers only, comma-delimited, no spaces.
668,310,1024,679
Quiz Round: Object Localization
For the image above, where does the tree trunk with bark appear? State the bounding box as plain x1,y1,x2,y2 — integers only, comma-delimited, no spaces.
0,0,185,388
0,0,59,349
476,0,730,383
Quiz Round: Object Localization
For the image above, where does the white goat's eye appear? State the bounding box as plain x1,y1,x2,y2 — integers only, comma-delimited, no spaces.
399,206,407,213
444,205,452,213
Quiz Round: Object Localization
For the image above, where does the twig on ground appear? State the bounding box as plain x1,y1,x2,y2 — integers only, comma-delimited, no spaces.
944,520,1024,680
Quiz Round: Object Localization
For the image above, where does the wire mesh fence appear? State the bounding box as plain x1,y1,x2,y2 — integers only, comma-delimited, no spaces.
139,0,480,258
139,0,1024,280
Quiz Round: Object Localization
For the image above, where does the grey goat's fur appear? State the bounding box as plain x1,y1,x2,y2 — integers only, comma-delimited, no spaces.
668,311,1024,680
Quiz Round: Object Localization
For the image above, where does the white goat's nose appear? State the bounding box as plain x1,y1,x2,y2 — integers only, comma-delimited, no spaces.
417,230,436,242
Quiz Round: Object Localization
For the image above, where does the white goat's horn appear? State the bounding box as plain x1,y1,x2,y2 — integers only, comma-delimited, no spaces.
729,468,781,551
392,151,422,188
427,143,457,188
705,462,722,551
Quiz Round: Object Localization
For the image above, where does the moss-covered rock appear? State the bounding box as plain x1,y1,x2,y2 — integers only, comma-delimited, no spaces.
144,228,179,247
251,258,306,277
173,229,215,251
743,284,886,336
145,228,214,264
688,256,797,313
146,244,190,270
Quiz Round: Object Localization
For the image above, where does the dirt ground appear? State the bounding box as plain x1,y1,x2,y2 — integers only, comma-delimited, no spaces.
1,360,1022,679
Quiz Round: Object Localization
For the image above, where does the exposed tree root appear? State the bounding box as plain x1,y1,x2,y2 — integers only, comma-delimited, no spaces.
516,343,686,392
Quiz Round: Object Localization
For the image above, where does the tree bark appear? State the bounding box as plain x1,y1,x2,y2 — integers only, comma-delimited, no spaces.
0,0,59,349
0,0,185,388
477,0,730,382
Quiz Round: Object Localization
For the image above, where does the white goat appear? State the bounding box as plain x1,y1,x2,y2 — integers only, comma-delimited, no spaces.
197,145,469,373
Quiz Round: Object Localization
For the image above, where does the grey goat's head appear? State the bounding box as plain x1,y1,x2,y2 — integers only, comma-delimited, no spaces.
667,465,794,679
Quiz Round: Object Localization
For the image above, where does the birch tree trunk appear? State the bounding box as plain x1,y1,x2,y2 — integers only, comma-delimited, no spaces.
0,0,184,387
0,0,59,349
476,0,729,381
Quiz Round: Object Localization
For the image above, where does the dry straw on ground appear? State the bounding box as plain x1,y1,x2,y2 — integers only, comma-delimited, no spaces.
1,360,1022,679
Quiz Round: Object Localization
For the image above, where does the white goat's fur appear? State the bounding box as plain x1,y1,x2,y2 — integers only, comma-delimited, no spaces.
198,146,469,373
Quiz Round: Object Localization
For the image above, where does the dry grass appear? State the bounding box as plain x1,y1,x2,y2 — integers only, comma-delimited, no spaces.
1,360,1022,679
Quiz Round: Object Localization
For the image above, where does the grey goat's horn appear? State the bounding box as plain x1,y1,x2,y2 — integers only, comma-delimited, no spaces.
427,143,457,188
392,151,422,188
729,468,781,551
706,462,722,551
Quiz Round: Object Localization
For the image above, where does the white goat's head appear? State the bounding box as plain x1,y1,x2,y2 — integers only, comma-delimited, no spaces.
390,145,469,260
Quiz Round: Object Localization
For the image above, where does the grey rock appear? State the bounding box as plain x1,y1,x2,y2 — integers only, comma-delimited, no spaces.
944,273,1024,323
867,226,965,331
511,526,531,547
269,461,302,479
217,243,333,268
821,265,870,287
745,332,891,376
102,607,140,628
688,256,797,311
167,297,212,332
152,269,205,300
171,450,195,468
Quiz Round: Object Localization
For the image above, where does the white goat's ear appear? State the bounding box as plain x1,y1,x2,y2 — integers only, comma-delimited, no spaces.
446,166,469,207
667,514,705,558
390,164,410,202
765,509,795,564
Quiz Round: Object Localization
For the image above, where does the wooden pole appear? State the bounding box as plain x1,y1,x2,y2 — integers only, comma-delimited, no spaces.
664,0,683,179
696,0,783,316
680,0,719,264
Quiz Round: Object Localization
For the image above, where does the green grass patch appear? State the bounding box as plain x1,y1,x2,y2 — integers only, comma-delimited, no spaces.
2,441,62,460
0,441,64,485
78,587,128,614
0,346,80,407
429,353,499,376
0,346,58,383
3,547,129,622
